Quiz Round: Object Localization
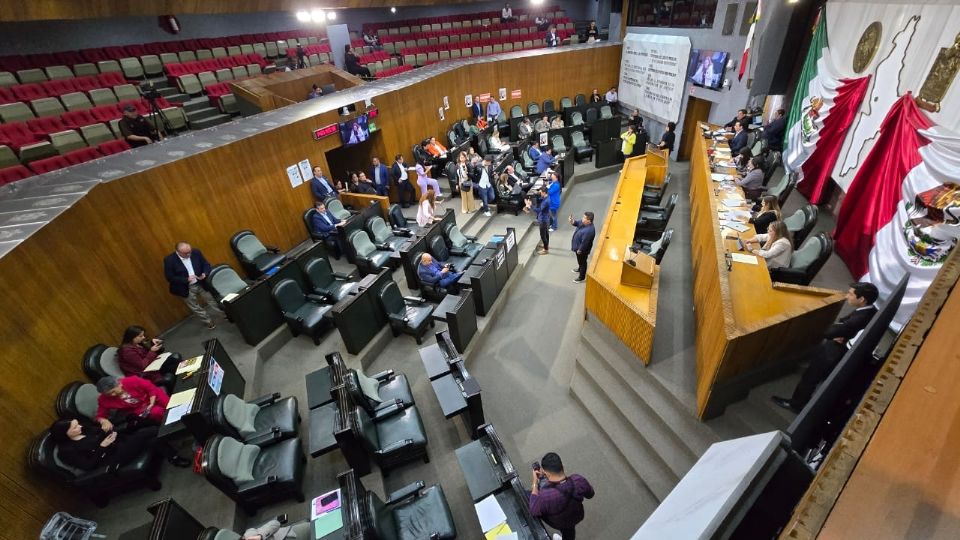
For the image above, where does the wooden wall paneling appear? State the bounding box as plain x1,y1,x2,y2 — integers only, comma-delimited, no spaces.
0,45,624,537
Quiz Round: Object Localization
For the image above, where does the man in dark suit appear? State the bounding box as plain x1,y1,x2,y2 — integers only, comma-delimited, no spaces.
311,201,346,256
773,282,880,412
569,211,596,283
724,108,749,130
470,97,482,119
545,25,560,47
417,253,462,291
309,166,337,201
763,108,787,152
728,121,748,155
370,157,391,197
163,242,223,329
392,154,416,208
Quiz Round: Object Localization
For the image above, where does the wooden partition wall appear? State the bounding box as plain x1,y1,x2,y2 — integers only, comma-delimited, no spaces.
0,44,622,538
689,124,845,419
231,65,364,112
584,155,660,363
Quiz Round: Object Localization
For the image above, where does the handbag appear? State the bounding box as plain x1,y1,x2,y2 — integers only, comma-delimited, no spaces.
460,180,473,191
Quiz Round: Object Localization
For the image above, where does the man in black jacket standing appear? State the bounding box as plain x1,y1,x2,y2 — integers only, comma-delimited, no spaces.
763,108,787,152
569,212,596,283
772,282,880,412
163,242,223,329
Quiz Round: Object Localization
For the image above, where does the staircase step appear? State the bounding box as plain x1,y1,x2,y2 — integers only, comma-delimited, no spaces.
581,320,718,454
570,362,678,502
156,86,180,98
576,343,699,478
164,92,191,104
181,97,213,113
188,113,233,130
186,106,223,122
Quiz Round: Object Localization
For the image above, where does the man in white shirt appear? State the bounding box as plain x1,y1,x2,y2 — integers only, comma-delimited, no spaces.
605,87,618,106
392,154,416,208
502,3,515,22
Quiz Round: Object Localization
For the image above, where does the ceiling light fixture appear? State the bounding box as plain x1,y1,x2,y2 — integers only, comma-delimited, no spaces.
327,11,337,20
295,10,311,22
311,9,325,23
391,7,397,14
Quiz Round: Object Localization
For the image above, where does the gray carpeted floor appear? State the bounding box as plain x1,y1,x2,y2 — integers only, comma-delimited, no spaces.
78,158,854,539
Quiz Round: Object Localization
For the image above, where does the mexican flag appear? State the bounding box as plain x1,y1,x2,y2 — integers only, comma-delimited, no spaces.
783,9,871,205
738,0,760,82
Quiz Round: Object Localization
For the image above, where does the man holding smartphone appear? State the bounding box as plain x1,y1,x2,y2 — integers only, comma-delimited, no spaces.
569,212,596,283
529,452,595,540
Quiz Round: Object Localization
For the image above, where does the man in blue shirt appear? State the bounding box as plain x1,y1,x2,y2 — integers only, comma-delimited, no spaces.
528,141,542,162
369,157,391,196
570,211,596,283
486,99,502,123
536,186,552,255
536,147,557,175
417,253,462,290
547,172,561,230
309,166,337,200
311,201,346,256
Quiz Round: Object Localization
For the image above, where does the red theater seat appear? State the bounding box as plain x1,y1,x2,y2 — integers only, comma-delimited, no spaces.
0,122,43,151
60,109,99,130
90,104,122,123
41,78,77,97
26,116,70,136
72,76,102,93
28,155,70,174
97,139,131,156
62,147,102,165
96,72,126,87
0,164,32,185
11,83,48,102
0,87,15,105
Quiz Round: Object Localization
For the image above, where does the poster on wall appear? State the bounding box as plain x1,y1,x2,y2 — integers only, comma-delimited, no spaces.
298,159,312,183
618,34,691,124
465,94,473,107
443,96,449,110
439,107,445,121
511,89,522,100
478,93,491,103
286,164,303,189
499,88,507,100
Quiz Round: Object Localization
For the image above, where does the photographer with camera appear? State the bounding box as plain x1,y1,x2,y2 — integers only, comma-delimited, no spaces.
417,253,462,292
118,104,160,148
529,452,594,540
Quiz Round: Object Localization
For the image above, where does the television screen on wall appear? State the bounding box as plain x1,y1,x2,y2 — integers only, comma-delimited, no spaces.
339,114,370,146
687,49,728,90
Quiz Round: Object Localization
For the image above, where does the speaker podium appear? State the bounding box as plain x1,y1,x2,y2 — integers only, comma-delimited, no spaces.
620,248,655,288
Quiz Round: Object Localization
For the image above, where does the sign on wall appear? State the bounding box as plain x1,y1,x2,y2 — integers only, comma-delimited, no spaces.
619,34,691,124
511,89,522,100
286,164,303,189
298,159,312,182
499,88,507,100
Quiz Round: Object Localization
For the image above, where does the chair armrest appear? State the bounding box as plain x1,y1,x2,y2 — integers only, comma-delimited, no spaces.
332,270,356,280
448,248,468,257
641,204,666,213
264,245,280,253
239,475,279,496
250,392,281,406
636,217,649,227
388,312,409,324
770,267,806,285
464,235,478,242
282,313,304,326
386,480,425,504
306,293,331,305
403,296,427,305
375,243,393,251
372,401,405,420
371,369,395,382
72,464,120,487
393,228,413,237
245,428,284,446
376,439,414,455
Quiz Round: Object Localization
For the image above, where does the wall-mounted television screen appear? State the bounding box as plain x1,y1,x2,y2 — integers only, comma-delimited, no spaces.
339,114,369,146
687,49,728,90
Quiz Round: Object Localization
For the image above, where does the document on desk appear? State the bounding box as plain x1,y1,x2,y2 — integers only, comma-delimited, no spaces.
731,253,759,265
722,199,747,208
475,494,508,533
723,222,750,233
175,355,203,375
484,522,514,539
164,402,191,425
143,352,172,372
710,173,733,182
166,388,196,409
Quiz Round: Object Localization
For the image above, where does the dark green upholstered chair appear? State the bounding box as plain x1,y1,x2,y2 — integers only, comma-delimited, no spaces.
377,281,434,344
303,257,357,303
270,278,333,345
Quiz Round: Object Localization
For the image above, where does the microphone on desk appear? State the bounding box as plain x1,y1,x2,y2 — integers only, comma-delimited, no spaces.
725,251,733,272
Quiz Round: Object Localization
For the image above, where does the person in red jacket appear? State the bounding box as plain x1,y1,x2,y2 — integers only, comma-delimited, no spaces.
117,325,179,386
95,375,169,426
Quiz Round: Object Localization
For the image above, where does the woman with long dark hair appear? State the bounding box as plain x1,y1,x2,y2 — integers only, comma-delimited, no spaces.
117,325,179,386
49,417,189,470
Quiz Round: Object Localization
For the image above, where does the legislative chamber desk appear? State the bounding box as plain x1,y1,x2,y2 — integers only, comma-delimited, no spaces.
584,154,661,364
689,123,844,419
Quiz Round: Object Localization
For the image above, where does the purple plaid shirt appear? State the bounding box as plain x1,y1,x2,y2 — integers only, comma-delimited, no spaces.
528,474,594,529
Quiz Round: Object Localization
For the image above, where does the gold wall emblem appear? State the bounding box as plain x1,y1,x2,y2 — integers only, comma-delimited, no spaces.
853,22,882,73
916,34,960,113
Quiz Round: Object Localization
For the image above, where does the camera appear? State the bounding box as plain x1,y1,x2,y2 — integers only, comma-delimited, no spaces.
142,83,161,101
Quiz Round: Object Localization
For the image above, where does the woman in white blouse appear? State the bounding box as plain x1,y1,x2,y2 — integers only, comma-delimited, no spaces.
745,220,793,269
416,188,440,227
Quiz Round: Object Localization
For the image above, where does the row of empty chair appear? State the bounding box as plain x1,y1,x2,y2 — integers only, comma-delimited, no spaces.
0,140,131,183
0,29,324,77
399,35,572,68
362,7,564,34
374,64,415,79
164,53,267,90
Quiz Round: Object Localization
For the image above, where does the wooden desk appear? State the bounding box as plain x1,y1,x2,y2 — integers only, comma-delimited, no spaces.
339,192,389,219
690,124,844,419
584,155,660,363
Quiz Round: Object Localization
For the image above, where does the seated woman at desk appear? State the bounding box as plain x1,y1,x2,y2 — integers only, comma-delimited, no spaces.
736,156,766,199
416,188,442,227
95,375,169,426
750,195,781,236
118,325,179,386
744,220,793,269
50,417,190,469
488,129,511,152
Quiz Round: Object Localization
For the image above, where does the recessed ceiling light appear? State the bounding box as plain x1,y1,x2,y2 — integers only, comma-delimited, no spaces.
311,9,325,23
391,7,397,13
296,10,310,22
327,11,337,20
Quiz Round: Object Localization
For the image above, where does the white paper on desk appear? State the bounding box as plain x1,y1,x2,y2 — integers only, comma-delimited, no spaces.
717,160,736,167
710,173,733,182
143,352,171,372
722,199,747,208
724,222,750,233
175,355,203,375
731,253,759,265
164,402,191,425
497,534,519,540
475,494,508,532
166,388,196,409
